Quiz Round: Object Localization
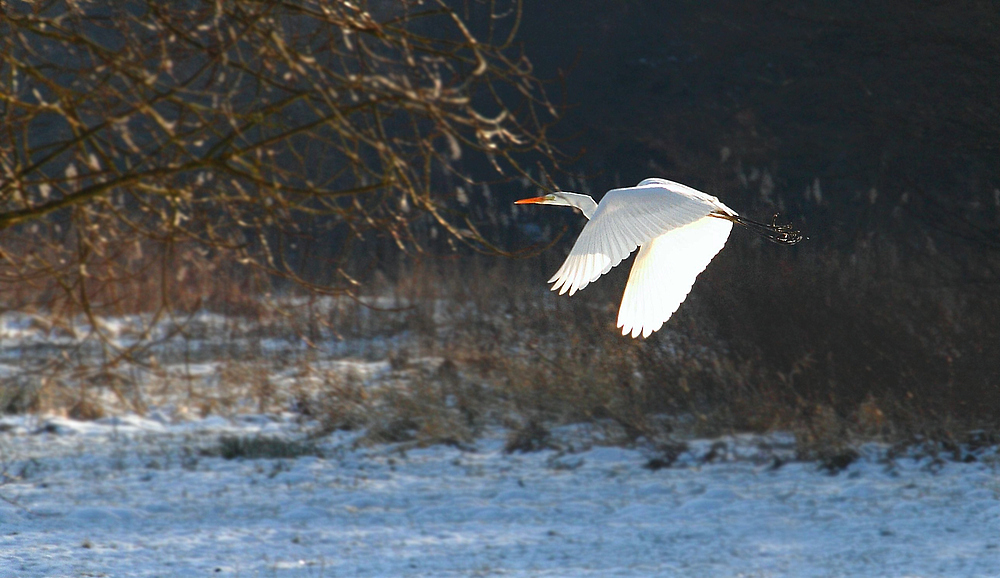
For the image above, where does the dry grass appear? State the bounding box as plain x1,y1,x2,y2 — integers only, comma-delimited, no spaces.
1,233,997,463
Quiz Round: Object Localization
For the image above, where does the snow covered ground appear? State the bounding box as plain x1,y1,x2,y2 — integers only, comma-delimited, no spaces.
2,414,999,578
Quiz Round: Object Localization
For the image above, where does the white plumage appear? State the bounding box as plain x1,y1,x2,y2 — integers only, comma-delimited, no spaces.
615,215,732,337
516,178,741,338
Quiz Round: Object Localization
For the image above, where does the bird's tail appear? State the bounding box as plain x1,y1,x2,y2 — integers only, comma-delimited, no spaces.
713,212,806,245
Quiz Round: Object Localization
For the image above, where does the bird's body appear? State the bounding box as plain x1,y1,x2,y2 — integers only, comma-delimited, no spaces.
516,178,802,338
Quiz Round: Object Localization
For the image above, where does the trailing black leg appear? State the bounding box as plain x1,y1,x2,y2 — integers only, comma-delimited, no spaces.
713,212,806,245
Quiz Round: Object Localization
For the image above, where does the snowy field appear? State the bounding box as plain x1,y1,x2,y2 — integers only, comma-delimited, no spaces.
2,413,999,578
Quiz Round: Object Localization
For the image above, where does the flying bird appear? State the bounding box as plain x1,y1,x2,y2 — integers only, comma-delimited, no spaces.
515,178,803,338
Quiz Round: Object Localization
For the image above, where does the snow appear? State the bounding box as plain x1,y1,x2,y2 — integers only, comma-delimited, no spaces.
2,309,999,576
2,415,999,577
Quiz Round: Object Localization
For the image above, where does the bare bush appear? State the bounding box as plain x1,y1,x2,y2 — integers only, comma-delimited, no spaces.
0,0,558,364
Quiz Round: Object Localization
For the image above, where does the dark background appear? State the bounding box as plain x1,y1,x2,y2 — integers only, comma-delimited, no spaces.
483,0,1000,425
514,0,999,252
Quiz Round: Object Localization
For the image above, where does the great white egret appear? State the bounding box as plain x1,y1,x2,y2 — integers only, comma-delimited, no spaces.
515,177,803,338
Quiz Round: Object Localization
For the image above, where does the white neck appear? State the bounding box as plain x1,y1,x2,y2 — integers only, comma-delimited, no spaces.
558,192,598,220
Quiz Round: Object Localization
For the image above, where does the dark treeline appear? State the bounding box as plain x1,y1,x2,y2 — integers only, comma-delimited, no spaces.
507,1,999,254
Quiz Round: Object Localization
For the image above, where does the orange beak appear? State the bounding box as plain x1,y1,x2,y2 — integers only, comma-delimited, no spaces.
514,196,547,205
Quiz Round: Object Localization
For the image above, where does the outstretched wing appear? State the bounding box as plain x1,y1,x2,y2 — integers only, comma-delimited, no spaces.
616,215,733,338
548,180,732,296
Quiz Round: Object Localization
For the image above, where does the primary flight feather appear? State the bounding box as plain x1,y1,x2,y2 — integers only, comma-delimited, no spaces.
516,178,803,338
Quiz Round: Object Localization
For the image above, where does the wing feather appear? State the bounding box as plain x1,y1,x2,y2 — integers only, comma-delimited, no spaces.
548,180,730,297
616,215,734,338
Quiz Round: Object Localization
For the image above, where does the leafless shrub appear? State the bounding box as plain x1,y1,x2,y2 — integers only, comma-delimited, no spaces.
0,0,559,367
0,375,42,414
355,384,461,446
213,434,320,460
215,360,279,414
305,355,485,447
311,368,371,432
504,419,551,453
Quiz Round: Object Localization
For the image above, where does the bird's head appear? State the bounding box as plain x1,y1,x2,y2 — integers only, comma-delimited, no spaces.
514,191,598,219
514,192,574,208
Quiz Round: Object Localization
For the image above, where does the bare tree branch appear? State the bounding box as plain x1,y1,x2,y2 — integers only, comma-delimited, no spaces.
0,0,559,311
